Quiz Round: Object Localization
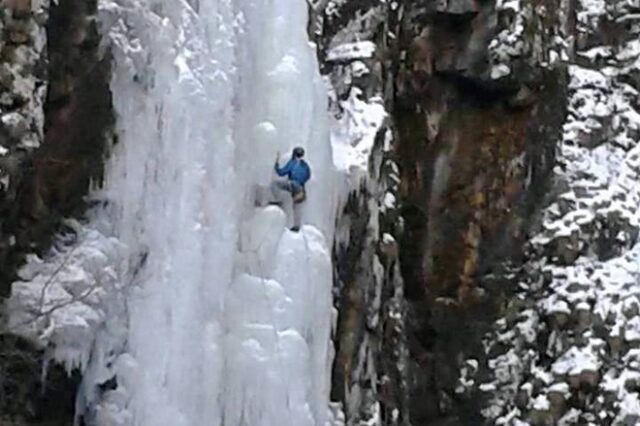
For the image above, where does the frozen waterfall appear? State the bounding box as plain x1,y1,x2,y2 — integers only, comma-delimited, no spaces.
7,0,342,425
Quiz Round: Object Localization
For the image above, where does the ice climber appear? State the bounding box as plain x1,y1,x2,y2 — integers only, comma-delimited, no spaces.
270,146,311,232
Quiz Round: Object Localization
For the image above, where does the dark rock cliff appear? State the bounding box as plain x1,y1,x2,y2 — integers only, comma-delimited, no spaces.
312,1,411,424
315,0,571,424
0,0,113,292
0,0,113,423
394,0,569,423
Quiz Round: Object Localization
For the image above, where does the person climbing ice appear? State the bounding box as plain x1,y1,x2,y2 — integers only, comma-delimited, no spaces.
270,146,311,232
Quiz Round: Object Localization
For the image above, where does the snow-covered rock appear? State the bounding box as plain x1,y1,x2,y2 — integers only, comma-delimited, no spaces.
474,0,640,423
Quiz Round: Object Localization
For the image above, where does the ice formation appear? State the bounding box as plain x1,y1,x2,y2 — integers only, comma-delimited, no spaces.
6,0,349,425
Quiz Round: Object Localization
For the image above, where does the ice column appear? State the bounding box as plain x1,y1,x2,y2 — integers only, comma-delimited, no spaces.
75,0,339,425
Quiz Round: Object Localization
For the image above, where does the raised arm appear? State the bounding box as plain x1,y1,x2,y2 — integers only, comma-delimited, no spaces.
275,157,293,177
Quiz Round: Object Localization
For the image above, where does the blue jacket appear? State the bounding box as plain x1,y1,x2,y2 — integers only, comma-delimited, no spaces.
275,157,311,187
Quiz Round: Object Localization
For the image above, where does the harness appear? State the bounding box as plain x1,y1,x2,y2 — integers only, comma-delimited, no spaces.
292,188,306,204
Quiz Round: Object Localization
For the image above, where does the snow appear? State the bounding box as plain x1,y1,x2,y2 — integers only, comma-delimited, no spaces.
532,394,550,411
548,382,570,395
551,345,600,377
488,0,527,79
330,87,387,177
6,222,126,374
328,402,346,426
350,60,369,78
382,233,395,244
576,0,606,32
496,0,521,12
326,41,376,62
7,0,344,425
491,64,511,79
615,393,640,425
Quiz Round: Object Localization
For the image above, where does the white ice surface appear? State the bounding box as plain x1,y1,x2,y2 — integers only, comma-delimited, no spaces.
7,1,342,425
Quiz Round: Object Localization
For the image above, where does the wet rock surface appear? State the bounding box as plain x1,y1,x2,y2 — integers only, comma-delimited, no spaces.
316,0,570,424
393,0,568,423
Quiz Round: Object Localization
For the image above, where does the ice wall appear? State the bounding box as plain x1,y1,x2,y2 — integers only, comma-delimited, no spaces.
7,0,338,425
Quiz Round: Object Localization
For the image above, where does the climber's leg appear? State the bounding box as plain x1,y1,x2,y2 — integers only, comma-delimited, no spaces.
269,179,292,206
291,200,302,232
253,183,268,206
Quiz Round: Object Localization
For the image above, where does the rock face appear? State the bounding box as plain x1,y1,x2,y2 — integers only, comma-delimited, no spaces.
315,0,570,424
0,0,113,423
0,334,81,426
0,0,113,291
0,0,49,290
464,1,640,424
312,2,412,424
394,0,570,423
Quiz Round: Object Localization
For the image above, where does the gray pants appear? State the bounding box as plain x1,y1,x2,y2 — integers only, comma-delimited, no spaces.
269,179,303,229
